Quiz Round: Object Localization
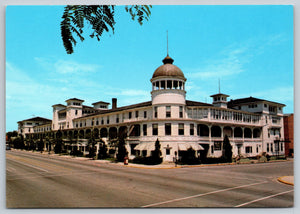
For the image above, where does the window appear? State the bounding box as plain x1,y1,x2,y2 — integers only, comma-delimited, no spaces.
144,111,147,118
135,111,139,118
143,124,147,136
129,112,132,119
166,106,171,118
166,148,170,155
245,146,252,153
75,110,78,115
179,106,183,118
264,104,268,108
101,119,104,125
256,145,259,153
165,123,171,135
267,143,269,152
214,141,222,151
167,80,172,89
178,123,184,135
190,124,194,135
179,81,182,89
270,143,273,152
107,117,110,124
152,124,158,135
161,81,165,89
96,120,99,125
211,145,214,154
155,81,159,90
154,107,158,118
80,122,82,127
174,81,178,89
116,115,119,123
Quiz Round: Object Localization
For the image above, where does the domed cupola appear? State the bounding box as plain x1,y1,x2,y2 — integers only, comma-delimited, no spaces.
151,55,187,105
152,55,186,80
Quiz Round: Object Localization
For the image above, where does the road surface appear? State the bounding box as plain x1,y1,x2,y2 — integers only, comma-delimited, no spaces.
6,150,294,208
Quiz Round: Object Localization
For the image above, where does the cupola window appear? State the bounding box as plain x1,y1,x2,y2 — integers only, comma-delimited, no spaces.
174,81,178,89
161,81,165,89
179,81,183,89
167,80,172,89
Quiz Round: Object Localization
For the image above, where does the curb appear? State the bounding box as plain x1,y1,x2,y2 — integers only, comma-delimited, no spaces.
124,159,292,169
277,176,294,186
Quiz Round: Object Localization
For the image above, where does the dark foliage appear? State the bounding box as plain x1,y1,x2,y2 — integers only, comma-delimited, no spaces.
150,139,162,164
12,137,25,149
54,140,63,154
37,139,44,151
116,137,127,162
132,156,163,165
61,5,152,54
179,147,201,165
223,135,233,162
98,143,108,159
70,149,83,157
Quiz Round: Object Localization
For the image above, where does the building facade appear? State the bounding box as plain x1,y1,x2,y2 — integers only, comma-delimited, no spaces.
284,114,294,157
18,55,287,162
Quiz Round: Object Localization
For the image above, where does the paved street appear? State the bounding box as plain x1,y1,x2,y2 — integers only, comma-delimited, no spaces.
6,150,294,208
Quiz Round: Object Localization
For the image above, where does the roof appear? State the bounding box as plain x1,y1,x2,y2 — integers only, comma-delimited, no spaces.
210,93,229,97
65,98,84,102
186,100,213,107
83,105,96,109
52,104,66,107
92,101,110,105
17,116,52,124
228,96,286,107
152,55,186,80
76,101,152,119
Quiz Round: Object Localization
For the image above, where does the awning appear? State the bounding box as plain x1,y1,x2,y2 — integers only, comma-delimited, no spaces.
134,142,155,151
178,143,204,151
134,142,204,151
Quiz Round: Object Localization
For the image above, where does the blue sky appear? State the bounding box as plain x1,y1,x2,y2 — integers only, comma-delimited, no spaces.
6,5,294,132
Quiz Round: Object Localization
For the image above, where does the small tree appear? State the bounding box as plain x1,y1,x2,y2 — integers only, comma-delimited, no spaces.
223,135,232,162
150,138,162,164
54,138,63,154
98,141,108,159
116,136,127,162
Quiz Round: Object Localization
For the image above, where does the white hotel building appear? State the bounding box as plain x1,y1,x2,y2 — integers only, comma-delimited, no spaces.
18,55,286,162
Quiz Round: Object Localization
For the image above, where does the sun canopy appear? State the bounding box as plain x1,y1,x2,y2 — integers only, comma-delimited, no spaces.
134,142,155,151
177,143,204,151
134,142,204,151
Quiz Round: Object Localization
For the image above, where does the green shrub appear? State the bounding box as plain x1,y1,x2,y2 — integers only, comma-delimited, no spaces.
132,156,162,165
70,149,83,157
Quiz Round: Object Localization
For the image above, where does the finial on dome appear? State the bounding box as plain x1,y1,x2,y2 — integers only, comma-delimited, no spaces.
162,30,174,64
167,30,169,56
162,55,174,64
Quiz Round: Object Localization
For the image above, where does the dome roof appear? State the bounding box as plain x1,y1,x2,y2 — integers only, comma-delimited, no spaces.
152,55,186,80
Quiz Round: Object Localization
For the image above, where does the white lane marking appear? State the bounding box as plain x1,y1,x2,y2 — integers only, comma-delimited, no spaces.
141,181,268,208
234,189,294,207
7,157,48,173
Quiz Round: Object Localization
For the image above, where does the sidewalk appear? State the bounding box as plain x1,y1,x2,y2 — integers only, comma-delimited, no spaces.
278,176,294,186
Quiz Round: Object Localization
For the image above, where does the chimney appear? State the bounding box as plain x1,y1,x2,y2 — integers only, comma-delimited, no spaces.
112,98,117,109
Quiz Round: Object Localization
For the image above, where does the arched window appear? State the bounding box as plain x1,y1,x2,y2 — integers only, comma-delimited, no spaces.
234,127,243,138
197,124,209,137
211,126,221,137
244,128,252,138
